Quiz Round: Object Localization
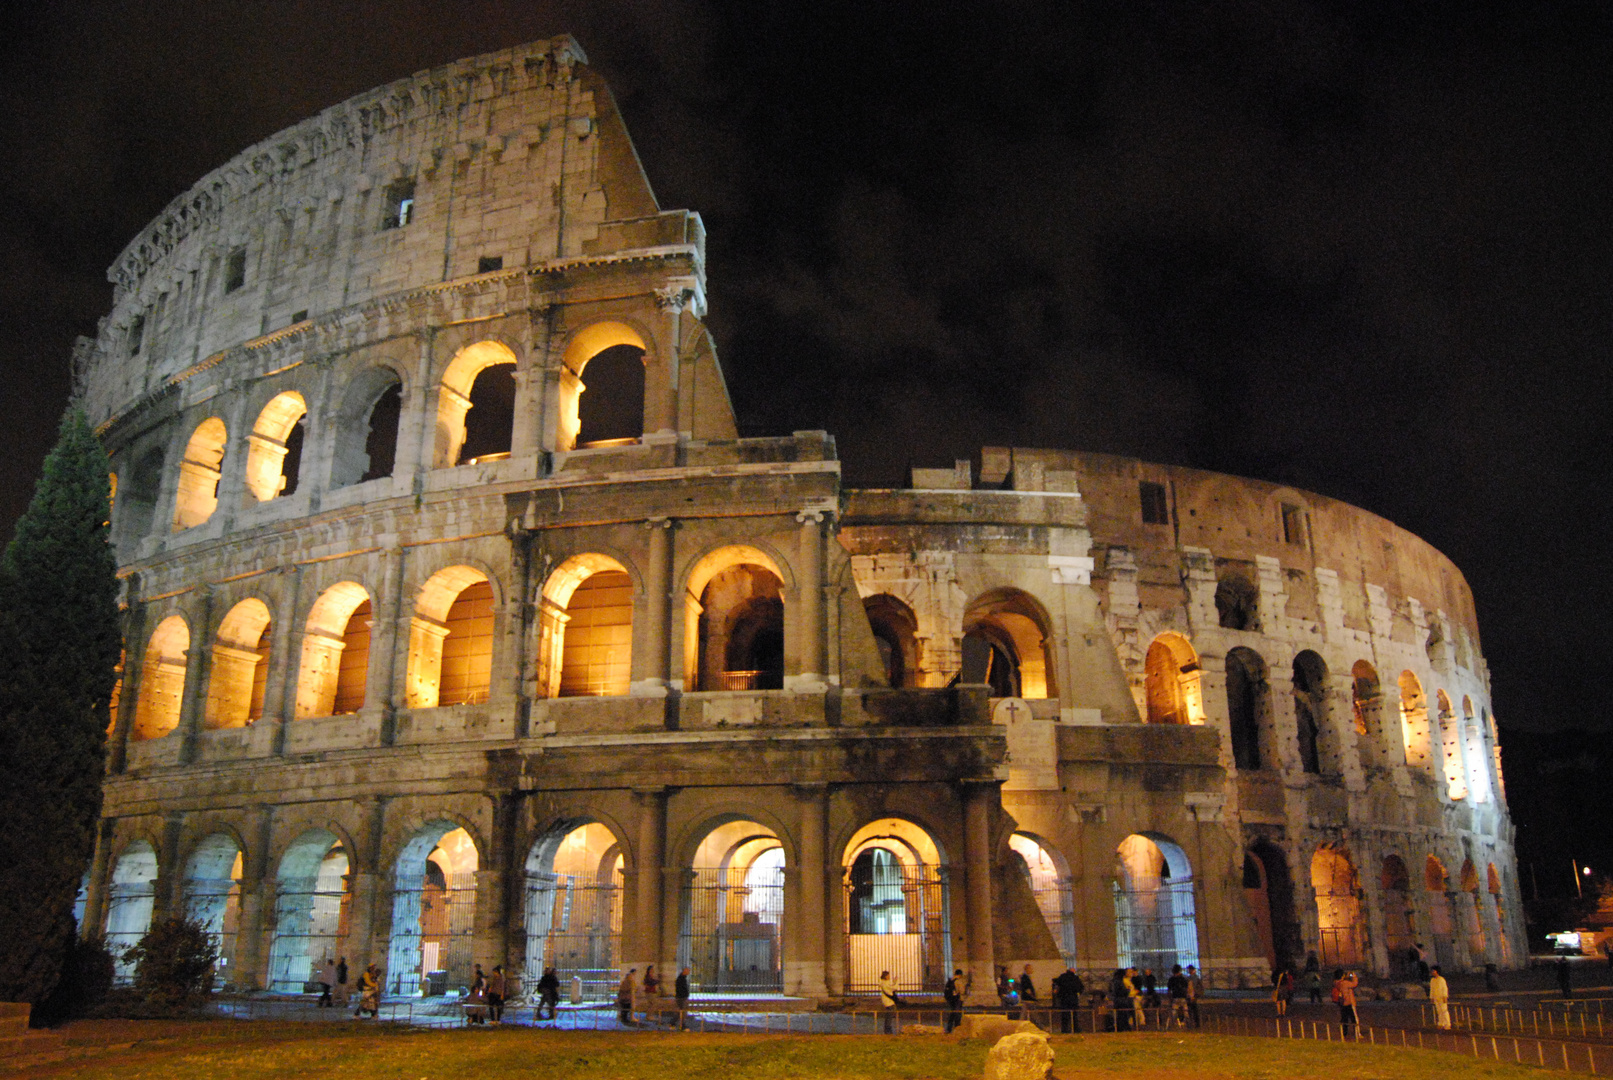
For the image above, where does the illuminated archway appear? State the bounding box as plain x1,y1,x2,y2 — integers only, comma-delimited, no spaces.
1381,855,1416,974
535,555,633,698
132,615,189,741
386,822,480,995
105,841,158,982
266,831,350,992
1244,841,1301,970
172,417,226,530
1311,844,1365,966
1399,671,1432,771
295,583,372,718
678,817,786,993
962,588,1055,699
1144,632,1202,724
436,341,517,467
1425,855,1455,968
864,594,919,689
1463,697,1492,803
842,818,950,994
182,834,243,976
558,322,649,451
205,599,272,729
243,392,308,501
407,567,494,708
1460,858,1487,960
1114,833,1199,972
1350,660,1379,738
523,820,625,1000
684,546,787,692
1437,690,1467,799
1010,833,1077,967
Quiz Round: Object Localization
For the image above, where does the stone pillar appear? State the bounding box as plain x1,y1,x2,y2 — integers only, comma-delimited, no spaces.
369,544,408,738
177,589,214,764
786,508,827,692
344,798,387,984
258,569,298,728
81,819,115,938
390,331,435,481
152,813,185,922
631,517,674,697
961,779,998,1004
789,783,829,997
629,787,667,973
650,286,690,435
476,793,518,983
108,585,148,774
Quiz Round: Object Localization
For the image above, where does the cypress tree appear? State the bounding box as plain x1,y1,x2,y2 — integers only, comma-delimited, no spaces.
0,409,122,1003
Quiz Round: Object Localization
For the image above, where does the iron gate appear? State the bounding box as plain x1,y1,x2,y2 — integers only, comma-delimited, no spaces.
843,862,949,994
1114,878,1200,972
1024,867,1078,968
679,864,785,992
524,871,623,1001
386,878,476,995
266,876,351,992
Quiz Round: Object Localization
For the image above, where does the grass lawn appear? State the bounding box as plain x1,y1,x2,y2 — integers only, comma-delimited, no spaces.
15,1022,1554,1080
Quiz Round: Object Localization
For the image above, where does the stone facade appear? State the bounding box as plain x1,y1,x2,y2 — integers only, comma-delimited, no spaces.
75,37,1521,1000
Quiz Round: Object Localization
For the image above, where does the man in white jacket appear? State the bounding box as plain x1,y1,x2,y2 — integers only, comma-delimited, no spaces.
1429,965,1451,1029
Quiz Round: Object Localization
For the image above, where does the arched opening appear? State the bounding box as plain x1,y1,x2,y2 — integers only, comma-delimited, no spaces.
172,417,226,530
1292,651,1327,774
387,823,479,995
962,588,1055,699
534,555,634,698
1009,833,1077,967
1381,855,1416,975
331,369,403,487
1488,864,1512,964
132,615,189,741
1460,858,1487,959
1113,833,1199,973
243,391,308,502
843,818,950,994
407,567,493,709
266,831,350,992
684,546,787,692
1425,855,1456,969
678,818,786,993
1437,690,1466,799
1144,632,1203,725
576,344,646,446
1244,841,1301,971
1399,671,1432,771
864,594,918,689
1215,572,1258,631
1350,660,1379,739
182,834,243,978
1311,844,1365,967
118,445,164,545
523,821,624,1001
105,841,158,982
1462,697,1492,803
295,583,372,718
205,599,272,729
435,341,518,467
559,322,649,451
1225,647,1267,771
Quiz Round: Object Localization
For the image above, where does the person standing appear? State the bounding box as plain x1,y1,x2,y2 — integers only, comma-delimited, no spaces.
1272,967,1293,1016
1051,966,1083,1033
641,964,660,1026
318,957,336,1007
1332,969,1358,1037
1017,964,1037,1020
617,969,637,1025
334,956,349,1009
355,963,381,1018
1108,969,1131,1032
1429,965,1451,1029
1128,968,1145,1029
1166,965,1189,1029
879,970,900,1033
675,966,691,1030
1557,956,1573,998
537,967,561,1020
1185,965,1202,1028
944,969,965,1034
1303,966,1322,1005
487,965,506,1024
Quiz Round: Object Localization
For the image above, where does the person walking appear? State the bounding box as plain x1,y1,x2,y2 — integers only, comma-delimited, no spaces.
1303,966,1322,1005
334,956,349,1009
355,963,381,1018
879,970,900,1033
1166,965,1189,1029
617,969,637,1026
1128,968,1146,1029
1017,964,1037,1020
944,969,965,1034
318,957,336,1007
1108,969,1131,1032
1429,965,1451,1029
1332,969,1358,1038
1557,956,1573,998
1185,965,1202,1028
1051,966,1083,1033
537,967,561,1020
487,965,506,1024
675,967,691,1030
641,964,660,1026
1272,967,1293,1016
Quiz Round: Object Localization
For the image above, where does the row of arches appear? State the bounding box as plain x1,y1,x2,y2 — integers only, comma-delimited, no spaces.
118,328,652,541
862,588,1056,697
1137,632,1496,798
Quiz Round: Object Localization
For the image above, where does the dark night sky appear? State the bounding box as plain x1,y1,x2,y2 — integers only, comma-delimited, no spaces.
1,0,1610,796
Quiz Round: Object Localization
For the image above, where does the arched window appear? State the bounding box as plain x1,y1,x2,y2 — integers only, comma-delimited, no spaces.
182,834,243,973
685,547,786,692
679,818,786,992
407,567,494,709
1462,697,1492,803
864,594,919,689
1114,833,1199,973
523,820,624,994
435,341,518,467
1215,572,1258,631
243,392,308,501
559,322,649,451
265,831,351,992
1437,689,1466,799
1144,633,1202,725
962,588,1055,699
1292,651,1327,774
535,555,634,698
330,369,402,487
1312,845,1365,966
842,817,949,994
132,615,189,741
172,418,226,530
386,823,479,995
294,583,372,718
1399,671,1431,771
1425,855,1455,968
1350,660,1379,738
1225,647,1267,770
204,599,272,729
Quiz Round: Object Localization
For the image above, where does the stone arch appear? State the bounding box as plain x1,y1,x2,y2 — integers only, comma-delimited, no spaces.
683,544,789,692
1424,854,1456,968
385,819,482,995
535,554,634,699
407,565,496,709
1244,840,1302,970
1144,632,1202,725
962,587,1057,699
1381,854,1416,974
330,365,405,487
118,443,165,545
436,340,518,467
172,417,226,530
181,832,244,974
1350,660,1380,738
1225,646,1268,771
863,594,919,689
295,582,373,718
841,816,951,993
1291,650,1328,774
1399,671,1432,772
1436,689,1467,799
523,817,627,999
1462,696,1493,803
677,813,790,993
558,320,651,451
266,829,351,992
132,614,189,741
105,839,158,981
1009,832,1077,967
1459,857,1487,959
205,598,272,729
1311,844,1365,967
243,391,308,502
1487,862,1512,965
1214,569,1259,631
1114,833,1200,973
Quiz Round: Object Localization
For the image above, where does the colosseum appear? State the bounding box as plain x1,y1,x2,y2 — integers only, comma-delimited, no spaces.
71,36,1521,1003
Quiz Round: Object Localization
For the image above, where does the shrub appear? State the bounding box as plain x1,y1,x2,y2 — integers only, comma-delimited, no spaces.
124,917,217,1006
31,933,115,1025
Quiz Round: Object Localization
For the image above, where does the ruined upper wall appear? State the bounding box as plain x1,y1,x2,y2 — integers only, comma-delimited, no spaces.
77,36,676,428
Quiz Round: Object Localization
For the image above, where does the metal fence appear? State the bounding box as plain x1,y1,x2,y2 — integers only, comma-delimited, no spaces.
679,865,785,993
843,863,950,994
523,870,623,1001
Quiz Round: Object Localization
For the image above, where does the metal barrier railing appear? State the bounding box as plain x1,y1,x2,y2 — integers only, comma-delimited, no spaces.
1437,1001,1612,1040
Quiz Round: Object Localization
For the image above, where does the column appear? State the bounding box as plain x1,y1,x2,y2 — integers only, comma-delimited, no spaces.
789,783,829,997
631,518,673,697
650,286,688,434
177,589,214,764
257,568,298,728
108,585,148,774
786,508,826,692
368,545,407,739
962,779,998,1004
152,813,184,922
475,793,518,980
81,819,114,938
630,787,667,973
231,806,274,990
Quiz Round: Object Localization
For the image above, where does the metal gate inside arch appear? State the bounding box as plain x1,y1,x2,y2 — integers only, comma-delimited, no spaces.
842,819,951,995
678,822,786,992
523,823,624,1001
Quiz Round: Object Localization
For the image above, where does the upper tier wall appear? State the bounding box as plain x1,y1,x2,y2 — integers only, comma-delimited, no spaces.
78,35,664,429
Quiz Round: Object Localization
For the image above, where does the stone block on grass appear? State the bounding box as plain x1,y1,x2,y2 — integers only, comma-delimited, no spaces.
984,1031,1054,1080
